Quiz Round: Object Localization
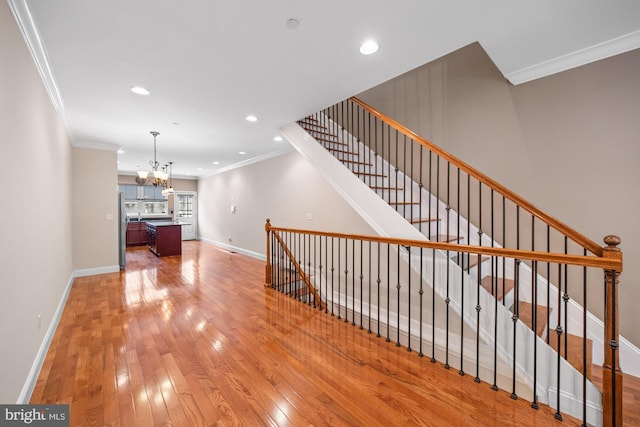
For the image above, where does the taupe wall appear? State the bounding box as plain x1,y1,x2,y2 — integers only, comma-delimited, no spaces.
198,151,375,255
358,43,640,347
0,2,73,402
72,147,119,271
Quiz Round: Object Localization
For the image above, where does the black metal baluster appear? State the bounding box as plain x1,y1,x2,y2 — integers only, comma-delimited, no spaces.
475,181,483,383
431,246,437,363
491,189,499,391
386,242,391,342
419,144,423,233
344,238,349,323
356,102,362,184
428,151,433,241
419,245,424,357
555,262,563,420
377,242,381,337
405,134,410,222
396,244,401,346
582,249,587,427
502,197,506,306
407,245,412,352
563,237,569,361
531,259,539,410
459,168,464,376
305,233,309,305
366,241,371,332
611,270,618,427
511,258,521,400
352,239,356,325
395,130,400,219
336,237,340,318
546,225,551,345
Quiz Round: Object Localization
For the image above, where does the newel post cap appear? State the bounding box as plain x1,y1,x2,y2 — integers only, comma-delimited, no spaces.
603,235,621,251
265,218,271,231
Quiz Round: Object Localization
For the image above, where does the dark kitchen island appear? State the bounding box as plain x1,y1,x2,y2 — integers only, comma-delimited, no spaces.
146,221,182,257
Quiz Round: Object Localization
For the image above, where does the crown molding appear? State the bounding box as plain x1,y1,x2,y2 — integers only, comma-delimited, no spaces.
8,0,74,140
505,30,640,85
72,141,121,152
204,145,294,177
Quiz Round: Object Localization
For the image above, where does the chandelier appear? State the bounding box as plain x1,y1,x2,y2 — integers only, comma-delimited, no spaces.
136,131,169,187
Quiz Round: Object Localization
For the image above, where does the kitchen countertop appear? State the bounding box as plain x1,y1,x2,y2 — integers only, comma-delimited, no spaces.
145,221,180,227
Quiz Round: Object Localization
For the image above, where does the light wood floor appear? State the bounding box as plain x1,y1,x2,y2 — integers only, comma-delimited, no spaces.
30,241,636,426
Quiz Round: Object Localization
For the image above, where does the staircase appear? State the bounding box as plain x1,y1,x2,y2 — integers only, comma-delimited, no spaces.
288,106,613,424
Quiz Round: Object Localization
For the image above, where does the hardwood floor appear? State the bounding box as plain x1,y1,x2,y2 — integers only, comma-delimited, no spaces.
30,241,634,426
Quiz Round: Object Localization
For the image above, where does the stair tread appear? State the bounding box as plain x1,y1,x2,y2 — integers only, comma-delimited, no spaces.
354,171,386,177
480,276,515,301
549,333,593,380
370,185,403,190
410,218,441,224
429,235,463,243
517,301,551,338
340,160,372,166
389,201,419,205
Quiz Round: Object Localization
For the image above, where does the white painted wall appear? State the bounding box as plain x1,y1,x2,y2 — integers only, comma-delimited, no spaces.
0,1,73,402
197,150,375,257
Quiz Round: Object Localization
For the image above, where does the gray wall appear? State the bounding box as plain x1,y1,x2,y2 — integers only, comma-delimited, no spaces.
358,43,640,347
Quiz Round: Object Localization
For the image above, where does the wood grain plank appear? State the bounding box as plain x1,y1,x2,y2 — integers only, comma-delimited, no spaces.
29,241,636,426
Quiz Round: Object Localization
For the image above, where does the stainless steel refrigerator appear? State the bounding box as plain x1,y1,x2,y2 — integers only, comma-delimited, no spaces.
118,192,127,269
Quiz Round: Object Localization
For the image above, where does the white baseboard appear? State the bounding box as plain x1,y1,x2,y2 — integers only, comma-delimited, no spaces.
17,273,75,404
199,238,266,261
73,265,120,278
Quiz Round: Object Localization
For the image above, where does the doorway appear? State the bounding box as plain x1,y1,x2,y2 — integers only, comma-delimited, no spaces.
174,191,197,240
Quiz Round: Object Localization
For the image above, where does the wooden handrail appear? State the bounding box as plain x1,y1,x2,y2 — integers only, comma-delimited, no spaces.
267,223,621,271
349,97,604,257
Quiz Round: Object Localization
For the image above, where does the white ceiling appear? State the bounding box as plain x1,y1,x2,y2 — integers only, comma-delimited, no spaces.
10,0,640,179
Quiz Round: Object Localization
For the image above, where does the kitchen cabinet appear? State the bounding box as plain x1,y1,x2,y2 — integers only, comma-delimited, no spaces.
126,221,147,246
146,222,181,257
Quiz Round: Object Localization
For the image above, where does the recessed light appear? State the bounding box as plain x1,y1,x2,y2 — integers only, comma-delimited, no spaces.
117,149,125,154
246,115,258,122
273,136,283,142
197,168,203,171
130,86,150,95
238,151,246,155
212,161,220,165
286,18,300,30
359,40,379,55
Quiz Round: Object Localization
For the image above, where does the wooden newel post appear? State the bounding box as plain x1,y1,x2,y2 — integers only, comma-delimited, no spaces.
602,235,623,427
265,219,272,287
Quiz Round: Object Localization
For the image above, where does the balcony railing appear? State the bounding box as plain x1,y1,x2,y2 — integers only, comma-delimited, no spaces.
265,219,622,426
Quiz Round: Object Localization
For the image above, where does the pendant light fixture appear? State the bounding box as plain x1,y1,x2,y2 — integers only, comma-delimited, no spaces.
136,131,169,187
161,161,174,195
